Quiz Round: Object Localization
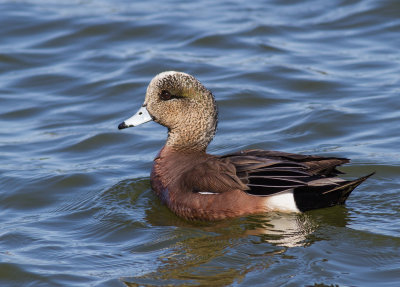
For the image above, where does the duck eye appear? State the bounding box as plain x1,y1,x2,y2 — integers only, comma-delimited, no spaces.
160,90,172,101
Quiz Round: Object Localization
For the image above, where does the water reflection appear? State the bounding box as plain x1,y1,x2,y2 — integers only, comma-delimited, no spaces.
245,213,318,248
122,190,352,286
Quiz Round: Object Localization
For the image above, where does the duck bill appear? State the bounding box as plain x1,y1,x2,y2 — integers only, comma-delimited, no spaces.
118,105,153,130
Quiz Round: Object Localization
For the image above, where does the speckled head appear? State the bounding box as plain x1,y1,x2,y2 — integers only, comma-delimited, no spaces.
119,71,218,152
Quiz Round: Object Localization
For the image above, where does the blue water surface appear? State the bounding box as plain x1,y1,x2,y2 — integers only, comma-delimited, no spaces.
0,0,399,286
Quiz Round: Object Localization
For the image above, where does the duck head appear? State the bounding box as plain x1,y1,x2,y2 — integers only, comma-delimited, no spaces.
118,71,218,152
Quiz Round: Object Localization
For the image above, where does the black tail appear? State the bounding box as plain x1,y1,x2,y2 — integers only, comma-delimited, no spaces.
293,173,375,212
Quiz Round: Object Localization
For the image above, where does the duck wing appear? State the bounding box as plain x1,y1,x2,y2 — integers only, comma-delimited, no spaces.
220,150,314,196
224,149,349,176
183,149,317,195
221,149,374,210
181,156,249,195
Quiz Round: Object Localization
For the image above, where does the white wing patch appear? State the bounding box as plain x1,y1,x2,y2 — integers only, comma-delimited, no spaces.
198,191,219,195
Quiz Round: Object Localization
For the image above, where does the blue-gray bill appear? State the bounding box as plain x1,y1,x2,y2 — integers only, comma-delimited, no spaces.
118,105,152,130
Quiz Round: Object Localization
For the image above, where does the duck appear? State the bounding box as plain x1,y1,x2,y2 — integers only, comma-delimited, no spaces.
118,71,373,221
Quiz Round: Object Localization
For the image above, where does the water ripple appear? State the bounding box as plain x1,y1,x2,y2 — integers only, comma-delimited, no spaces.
1,0,399,286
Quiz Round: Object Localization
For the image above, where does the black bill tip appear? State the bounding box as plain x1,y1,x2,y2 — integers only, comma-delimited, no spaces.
118,122,129,130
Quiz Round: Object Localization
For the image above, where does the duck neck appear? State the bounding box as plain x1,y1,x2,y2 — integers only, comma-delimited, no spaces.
165,116,217,153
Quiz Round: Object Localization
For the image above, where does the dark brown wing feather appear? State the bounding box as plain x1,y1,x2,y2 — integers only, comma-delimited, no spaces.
224,149,349,176
181,153,310,195
181,156,249,194
220,149,351,196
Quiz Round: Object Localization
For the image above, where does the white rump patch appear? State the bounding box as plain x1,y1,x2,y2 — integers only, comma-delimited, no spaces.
267,191,300,213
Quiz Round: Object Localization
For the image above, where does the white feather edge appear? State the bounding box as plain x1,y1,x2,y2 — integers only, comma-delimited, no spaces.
198,191,219,195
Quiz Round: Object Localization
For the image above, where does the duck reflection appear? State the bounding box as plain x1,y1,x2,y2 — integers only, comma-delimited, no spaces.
144,195,322,248
122,187,351,286
244,212,317,247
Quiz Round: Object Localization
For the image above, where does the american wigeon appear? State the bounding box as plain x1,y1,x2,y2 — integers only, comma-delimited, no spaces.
118,71,373,221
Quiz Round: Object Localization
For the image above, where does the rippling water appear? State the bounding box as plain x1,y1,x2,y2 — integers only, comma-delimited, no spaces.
1,0,399,286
